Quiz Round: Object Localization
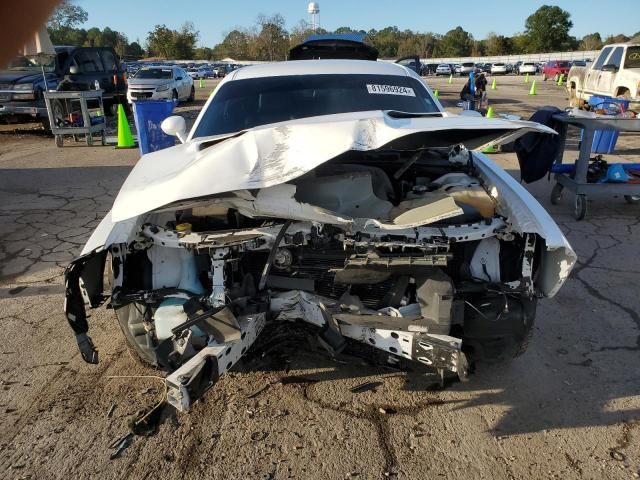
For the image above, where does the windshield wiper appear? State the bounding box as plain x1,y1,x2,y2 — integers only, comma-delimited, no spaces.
386,110,443,119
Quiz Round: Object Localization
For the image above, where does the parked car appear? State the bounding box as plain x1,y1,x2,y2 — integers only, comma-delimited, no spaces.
491,62,507,75
460,62,475,76
127,66,194,103
422,63,439,75
0,46,126,128
454,64,462,75
395,56,422,75
186,68,207,80
65,58,576,412
567,43,640,109
435,63,452,75
542,60,571,81
518,62,537,75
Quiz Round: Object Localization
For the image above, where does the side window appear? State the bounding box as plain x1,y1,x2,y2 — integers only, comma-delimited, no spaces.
74,50,104,73
592,47,613,70
607,47,624,68
101,50,117,71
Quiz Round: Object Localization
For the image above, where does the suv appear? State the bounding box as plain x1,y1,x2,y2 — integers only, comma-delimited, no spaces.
0,46,126,127
542,60,571,81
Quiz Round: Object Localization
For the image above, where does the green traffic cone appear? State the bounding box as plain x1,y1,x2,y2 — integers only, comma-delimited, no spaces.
434,89,439,98
483,144,499,153
448,74,453,84
525,73,529,83
486,106,495,118
199,78,204,88
557,75,563,86
491,78,497,90
529,80,537,96
115,104,135,149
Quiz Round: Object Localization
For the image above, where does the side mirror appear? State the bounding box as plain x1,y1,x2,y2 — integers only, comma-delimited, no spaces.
69,65,79,75
176,76,182,80
161,115,187,144
601,64,618,72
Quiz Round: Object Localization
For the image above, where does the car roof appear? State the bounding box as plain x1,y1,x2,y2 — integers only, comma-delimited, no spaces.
230,59,412,80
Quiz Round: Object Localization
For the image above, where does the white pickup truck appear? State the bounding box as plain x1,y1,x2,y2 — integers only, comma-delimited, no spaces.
567,43,640,109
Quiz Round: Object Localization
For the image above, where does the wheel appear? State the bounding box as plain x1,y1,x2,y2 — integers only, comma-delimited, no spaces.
188,86,195,102
55,134,63,148
568,85,578,107
86,133,93,146
550,183,563,205
542,74,547,81
624,195,640,204
574,194,587,220
172,89,179,103
41,99,65,131
101,132,106,146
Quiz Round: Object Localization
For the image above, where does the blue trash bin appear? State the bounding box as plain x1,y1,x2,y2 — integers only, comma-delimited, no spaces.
132,99,177,155
584,96,630,154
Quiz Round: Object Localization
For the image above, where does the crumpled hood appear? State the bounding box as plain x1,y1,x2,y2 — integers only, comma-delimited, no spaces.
111,110,555,222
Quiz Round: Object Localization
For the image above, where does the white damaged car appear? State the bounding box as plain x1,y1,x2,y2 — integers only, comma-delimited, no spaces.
64,60,576,411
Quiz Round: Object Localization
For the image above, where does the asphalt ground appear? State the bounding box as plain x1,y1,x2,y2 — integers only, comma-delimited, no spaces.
0,74,639,479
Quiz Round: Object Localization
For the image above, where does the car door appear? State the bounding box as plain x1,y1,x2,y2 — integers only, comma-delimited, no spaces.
596,46,624,96
395,56,421,75
100,49,124,99
64,49,101,91
584,47,612,94
176,68,189,99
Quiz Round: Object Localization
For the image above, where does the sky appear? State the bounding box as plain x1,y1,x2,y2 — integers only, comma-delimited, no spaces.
76,0,638,47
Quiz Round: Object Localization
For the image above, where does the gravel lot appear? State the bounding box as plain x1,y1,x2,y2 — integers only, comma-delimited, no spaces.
1,75,639,480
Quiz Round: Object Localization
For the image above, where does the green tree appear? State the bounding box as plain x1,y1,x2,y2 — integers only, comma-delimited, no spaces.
146,25,174,58
127,41,145,59
47,0,89,45
523,5,573,53
145,23,198,59
255,14,289,61
485,33,512,56
47,0,87,31
579,33,602,50
437,27,473,57
371,26,401,57
604,34,630,45
214,29,252,59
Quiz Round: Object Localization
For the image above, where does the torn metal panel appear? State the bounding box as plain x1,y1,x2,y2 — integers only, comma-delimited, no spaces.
166,313,266,412
472,152,577,296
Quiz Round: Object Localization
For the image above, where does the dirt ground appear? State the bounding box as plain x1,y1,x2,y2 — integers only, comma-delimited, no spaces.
0,75,639,480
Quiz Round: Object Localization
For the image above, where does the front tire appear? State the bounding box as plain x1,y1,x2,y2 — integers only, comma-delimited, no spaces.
40,98,65,131
188,86,195,102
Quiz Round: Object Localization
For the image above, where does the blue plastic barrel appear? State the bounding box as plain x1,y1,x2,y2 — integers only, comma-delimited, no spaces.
586,96,630,154
132,99,177,155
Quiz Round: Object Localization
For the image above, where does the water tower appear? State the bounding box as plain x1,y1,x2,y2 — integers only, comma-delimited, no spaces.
308,2,320,33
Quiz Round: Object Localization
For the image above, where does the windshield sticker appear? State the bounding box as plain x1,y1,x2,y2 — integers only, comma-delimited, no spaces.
366,84,416,96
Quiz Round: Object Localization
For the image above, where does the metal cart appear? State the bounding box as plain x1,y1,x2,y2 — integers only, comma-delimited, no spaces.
43,90,106,147
550,114,640,220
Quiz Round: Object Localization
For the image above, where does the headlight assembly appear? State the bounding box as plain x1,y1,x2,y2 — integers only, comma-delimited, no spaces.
14,83,34,91
156,84,171,92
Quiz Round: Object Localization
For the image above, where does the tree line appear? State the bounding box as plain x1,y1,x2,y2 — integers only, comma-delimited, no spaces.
47,2,639,61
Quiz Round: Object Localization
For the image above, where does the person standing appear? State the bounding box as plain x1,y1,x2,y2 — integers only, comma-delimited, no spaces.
474,71,488,112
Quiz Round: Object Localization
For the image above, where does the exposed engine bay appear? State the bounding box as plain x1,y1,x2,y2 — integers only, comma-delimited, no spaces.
64,140,575,412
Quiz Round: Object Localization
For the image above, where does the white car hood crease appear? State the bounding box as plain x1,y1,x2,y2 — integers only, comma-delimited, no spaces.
111,111,555,222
